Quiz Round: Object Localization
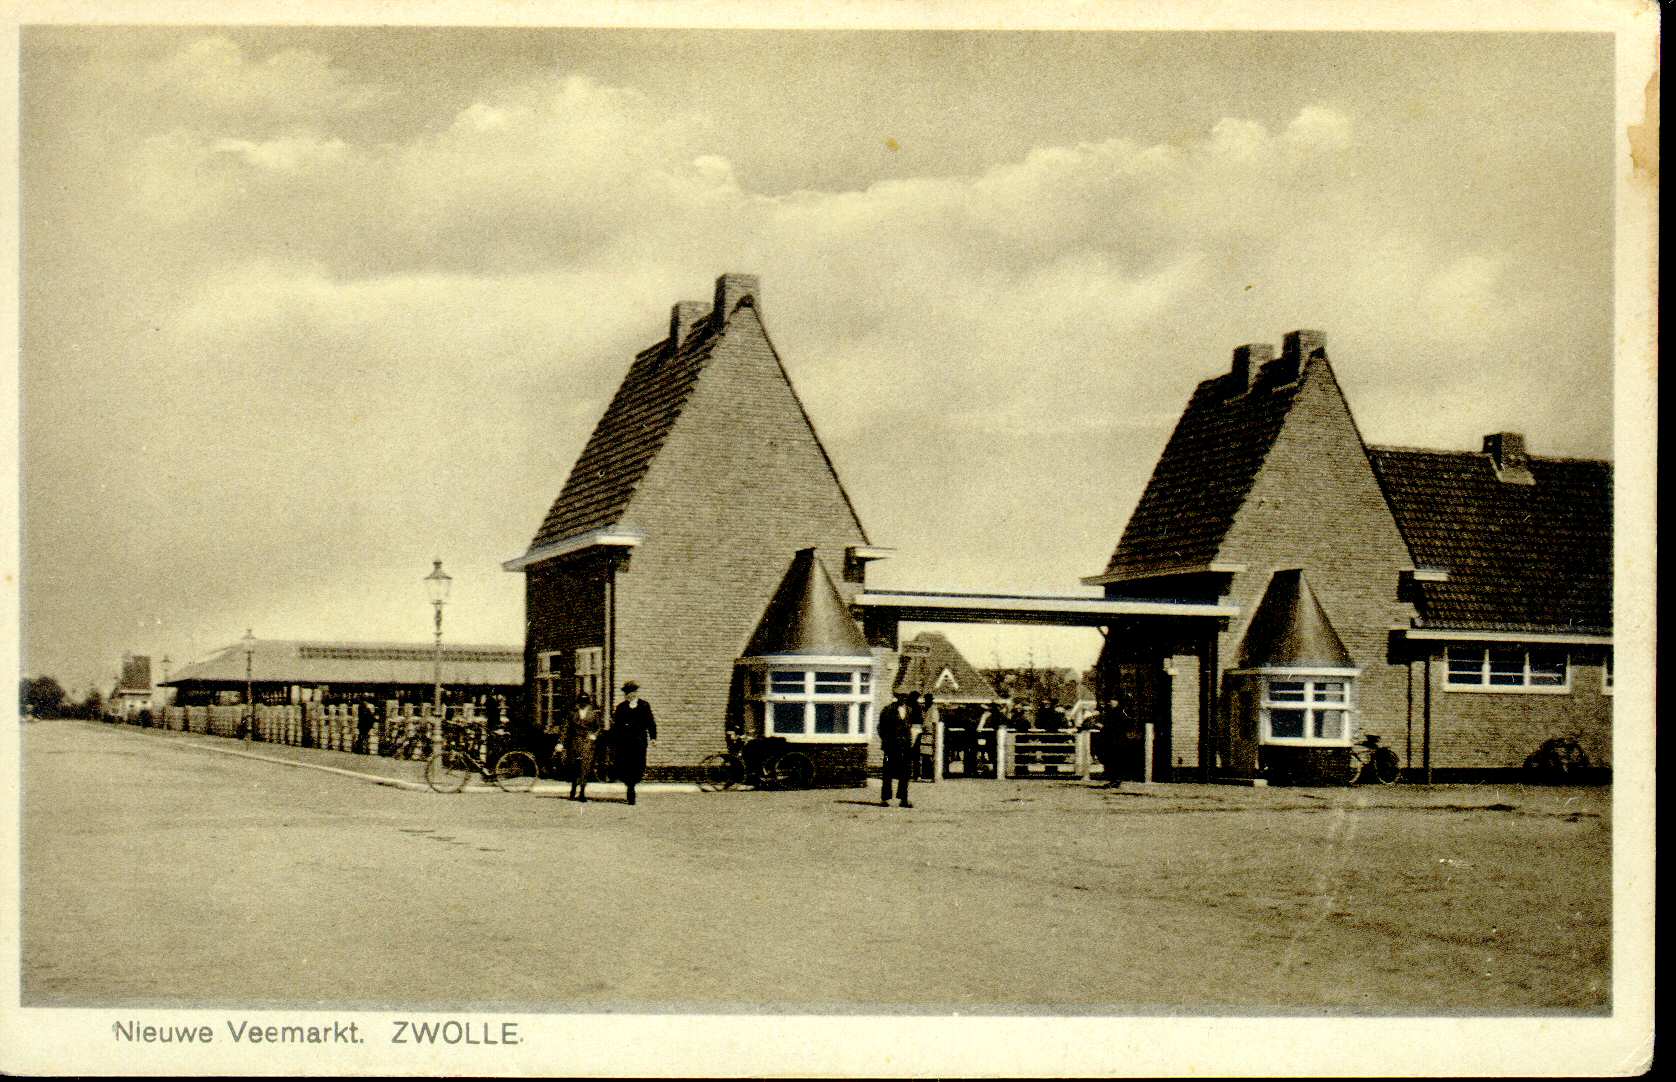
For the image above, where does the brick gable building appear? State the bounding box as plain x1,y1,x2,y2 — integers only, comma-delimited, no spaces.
109,653,155,719
1089,332,1612,782
506,274,888,780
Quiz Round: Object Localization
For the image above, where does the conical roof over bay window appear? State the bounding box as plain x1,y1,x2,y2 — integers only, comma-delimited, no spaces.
744,548,871,660
1238,569,1354,670
740,548,874,744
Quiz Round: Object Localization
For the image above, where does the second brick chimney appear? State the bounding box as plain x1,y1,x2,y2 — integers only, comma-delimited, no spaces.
713,273,761,323
1483,432,1536,485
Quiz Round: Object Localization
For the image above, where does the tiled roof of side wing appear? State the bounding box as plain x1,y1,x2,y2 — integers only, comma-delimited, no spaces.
1104,365,1305,578
1368,448,1612,632
528,318,720,549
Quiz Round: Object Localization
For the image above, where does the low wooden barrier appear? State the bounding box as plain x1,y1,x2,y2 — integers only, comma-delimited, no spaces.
153,701,472,757
1002,728,1092,779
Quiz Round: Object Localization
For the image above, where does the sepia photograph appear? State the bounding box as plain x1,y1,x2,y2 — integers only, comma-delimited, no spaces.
3,1,1656,1076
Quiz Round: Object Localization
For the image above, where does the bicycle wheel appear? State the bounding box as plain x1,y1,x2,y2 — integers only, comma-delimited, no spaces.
424,750,472,793
493,751,539,793
772,751,815,790
697,753,737,792
1544,739,1590,782
1369,747,1402,785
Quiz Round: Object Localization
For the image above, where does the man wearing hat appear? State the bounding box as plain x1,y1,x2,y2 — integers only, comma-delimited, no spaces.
609,681,657,806
877,690,918,808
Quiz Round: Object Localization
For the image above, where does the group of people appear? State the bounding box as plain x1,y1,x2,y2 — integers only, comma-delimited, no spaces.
543,680,658,805
528,681,1131,802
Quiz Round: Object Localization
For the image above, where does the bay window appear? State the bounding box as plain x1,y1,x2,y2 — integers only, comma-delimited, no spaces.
1259,676,1353,746
743,663,873,741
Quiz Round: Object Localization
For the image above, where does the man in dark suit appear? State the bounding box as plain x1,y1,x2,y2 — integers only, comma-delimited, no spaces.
877,691,918,808
609,681,657,806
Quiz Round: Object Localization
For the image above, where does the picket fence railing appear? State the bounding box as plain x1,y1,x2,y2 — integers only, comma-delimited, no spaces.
138,700,483,758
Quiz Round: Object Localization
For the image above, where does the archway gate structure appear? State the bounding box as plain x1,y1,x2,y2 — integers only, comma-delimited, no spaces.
852,589,1239,782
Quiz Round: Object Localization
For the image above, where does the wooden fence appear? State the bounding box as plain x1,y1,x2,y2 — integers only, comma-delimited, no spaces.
146,701,482,758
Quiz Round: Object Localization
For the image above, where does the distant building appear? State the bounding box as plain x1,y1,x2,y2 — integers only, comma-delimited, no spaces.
161,639,522,708
894,631,994,711
108,654,154,719
504,274,890,780
1087,332,1612,782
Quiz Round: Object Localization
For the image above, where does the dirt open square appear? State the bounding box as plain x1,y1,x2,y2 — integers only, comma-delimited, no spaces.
21,720,1609,1013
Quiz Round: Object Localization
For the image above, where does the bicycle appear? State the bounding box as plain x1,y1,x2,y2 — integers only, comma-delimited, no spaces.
424,720,541,794
1523,735,1591,783
698,733,815,791
383,720,434,762
1346,733,1402,785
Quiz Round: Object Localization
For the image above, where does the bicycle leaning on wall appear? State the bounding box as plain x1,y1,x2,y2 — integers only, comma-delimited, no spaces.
698,732,816,791
425,719,541,794
1344,733,1402,785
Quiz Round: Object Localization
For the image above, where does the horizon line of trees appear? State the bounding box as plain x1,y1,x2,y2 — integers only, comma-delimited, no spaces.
20,675,107,719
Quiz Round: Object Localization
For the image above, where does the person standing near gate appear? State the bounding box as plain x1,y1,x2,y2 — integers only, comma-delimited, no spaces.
564,693,601,802
878,690,918,808
609,681,657,806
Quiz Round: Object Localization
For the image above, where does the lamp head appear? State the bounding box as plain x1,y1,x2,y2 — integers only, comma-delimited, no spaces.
424,558,453,606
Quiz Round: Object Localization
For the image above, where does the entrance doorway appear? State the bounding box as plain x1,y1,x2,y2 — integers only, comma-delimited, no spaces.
1105,659,1173,782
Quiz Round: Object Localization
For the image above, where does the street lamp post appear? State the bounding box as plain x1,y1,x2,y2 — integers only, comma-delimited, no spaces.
241,628,256,742
424,559,453,723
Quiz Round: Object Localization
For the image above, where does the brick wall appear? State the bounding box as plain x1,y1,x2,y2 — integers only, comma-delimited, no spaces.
1213,358,1418,775
1418,646,1613,772
607,305,873,776
1166,653,1199,776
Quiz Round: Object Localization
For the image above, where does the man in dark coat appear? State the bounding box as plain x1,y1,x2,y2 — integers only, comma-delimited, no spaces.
609,681,657,805
563,693,602,802
877,691,918,808
354,699,378,755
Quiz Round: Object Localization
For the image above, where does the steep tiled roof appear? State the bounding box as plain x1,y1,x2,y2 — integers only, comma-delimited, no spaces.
113,655,152,694
1103,360,1307,579
894,631,993,701
1369,448,1612,632
528,314,721,549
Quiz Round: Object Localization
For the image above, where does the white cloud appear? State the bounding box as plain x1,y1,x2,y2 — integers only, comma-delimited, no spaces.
143,35,391,122
1284,105,1353,151
213,134,352,172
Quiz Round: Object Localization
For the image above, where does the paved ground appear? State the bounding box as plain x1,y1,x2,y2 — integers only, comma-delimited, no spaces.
21,720,1610,1013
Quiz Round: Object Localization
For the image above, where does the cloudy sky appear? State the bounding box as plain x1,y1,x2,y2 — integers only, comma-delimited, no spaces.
18,27,1617,695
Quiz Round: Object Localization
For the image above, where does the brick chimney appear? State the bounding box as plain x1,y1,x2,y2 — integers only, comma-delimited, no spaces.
669,301,710,348
1483,431,1536,485
1281,329,1327,364
1259,329,1326,386
1230,343,1276,394
713,273,761,323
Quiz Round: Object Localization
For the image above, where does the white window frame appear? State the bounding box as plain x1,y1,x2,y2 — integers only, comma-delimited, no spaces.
536,651,565,732
574,646,604,706
1444,645,1572,694
740,657,873,743
1254,670,1357,747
